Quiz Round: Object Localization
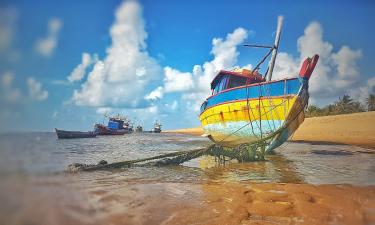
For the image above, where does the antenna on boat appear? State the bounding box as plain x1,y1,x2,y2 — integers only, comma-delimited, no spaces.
266,15,283,81
243,16,283,81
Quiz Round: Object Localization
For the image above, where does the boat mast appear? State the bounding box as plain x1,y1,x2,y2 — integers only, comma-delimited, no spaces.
266,15,283,81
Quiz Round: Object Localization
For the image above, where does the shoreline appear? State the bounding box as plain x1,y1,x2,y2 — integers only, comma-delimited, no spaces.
164,111,375,149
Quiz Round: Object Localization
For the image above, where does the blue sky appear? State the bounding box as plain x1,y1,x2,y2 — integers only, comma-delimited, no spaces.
0,0,374,132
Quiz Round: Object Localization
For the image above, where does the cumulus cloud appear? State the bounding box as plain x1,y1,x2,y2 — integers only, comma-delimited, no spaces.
145,86,163,101
1,72,49,103
35,18,62,57
0,7,18,52
27,77,48,101
351,77,375,104
273,21,364,101
163,67,194,93
67,53,96,82
191,27,248,94
66,1,372,129
71,1,161,108
147,27,249,112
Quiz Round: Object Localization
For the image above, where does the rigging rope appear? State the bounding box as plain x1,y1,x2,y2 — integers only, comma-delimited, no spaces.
67,86,308,173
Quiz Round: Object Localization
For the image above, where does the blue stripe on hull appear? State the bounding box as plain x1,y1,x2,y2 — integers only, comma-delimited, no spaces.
201,78,300,113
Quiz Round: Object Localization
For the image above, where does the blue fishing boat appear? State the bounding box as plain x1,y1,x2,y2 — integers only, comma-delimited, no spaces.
199,16,319,152
94,114,133,135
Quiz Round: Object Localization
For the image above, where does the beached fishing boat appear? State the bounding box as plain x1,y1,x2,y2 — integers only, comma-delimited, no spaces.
199,16,319,152
55,128,96,139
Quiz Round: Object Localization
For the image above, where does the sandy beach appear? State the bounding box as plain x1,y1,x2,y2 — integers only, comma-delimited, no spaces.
165,111,375,149
2,175,374,225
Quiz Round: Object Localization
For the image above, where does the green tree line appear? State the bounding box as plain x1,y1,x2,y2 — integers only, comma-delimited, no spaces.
306,94,375,118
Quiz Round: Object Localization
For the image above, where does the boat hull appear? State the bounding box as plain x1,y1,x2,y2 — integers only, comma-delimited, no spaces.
199,78,307,151
94,124,131,135
55,128,96,139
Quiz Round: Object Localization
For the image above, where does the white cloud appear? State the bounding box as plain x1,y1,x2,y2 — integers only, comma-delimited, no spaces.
163,66,194,92
35,18,62,57
65,1,372,130
145,86,163,100
0,71,21,103
273,21,365,101
67,53,96,82
0,7,17,52
69,1,249,122
351,77,375,104
160,27,248,112
1,72,50,103
272,52,300,79
27,77,48,101
145,27,248,112
147,105,158,114
332,46,362,79
193,27,248,92
72,1,161,108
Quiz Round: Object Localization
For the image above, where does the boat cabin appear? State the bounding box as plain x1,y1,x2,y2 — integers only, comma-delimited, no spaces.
108,117,124,130
210,69,265,95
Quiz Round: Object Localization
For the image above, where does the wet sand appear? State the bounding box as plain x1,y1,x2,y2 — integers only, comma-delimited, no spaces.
165,111,375,149
0,133,374,225
1,175,374,225
159,113,375,224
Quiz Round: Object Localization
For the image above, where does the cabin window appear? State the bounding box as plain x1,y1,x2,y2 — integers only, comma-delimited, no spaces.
227,76,247,89
213,75,229,94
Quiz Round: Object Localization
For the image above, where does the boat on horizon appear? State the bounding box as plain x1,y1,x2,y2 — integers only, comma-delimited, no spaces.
55,128,97,139
199,16,319,152
135,125,143,132
94,114,133,135
153,121,162,133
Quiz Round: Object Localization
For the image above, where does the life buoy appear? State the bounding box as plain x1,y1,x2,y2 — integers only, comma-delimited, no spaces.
299,54,319,80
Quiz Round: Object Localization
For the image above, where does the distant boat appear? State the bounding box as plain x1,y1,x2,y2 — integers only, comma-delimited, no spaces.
94,124,130,135
153,121,162,133
55,128,96,139
94,114,133,135
199,16,319,152
135,125,143,132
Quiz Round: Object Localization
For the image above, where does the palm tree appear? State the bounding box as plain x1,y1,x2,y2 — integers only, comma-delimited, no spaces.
306,105,319,117
366,94,375,111
335,94,354,114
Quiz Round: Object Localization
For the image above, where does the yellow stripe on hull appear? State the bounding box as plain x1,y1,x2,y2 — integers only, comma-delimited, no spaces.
199,96,297,126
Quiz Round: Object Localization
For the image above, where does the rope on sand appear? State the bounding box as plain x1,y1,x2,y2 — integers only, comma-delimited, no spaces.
67,146,214,173
66,140,272,173
66,102,307,173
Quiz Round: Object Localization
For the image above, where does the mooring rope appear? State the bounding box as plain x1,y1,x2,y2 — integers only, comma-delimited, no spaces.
67,146,214,173
67,82,308,173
